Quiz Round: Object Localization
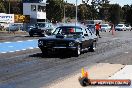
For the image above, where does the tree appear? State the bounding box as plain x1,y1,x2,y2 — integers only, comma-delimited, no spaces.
98,1,110,21
65,3,75,19
46,0,64,22
89,0,110,20
0,0,7,13
109,4,121,25
2,0,23,14
78,4,88,21
10,0,23,14
22,0,43,3
122,5,131,24
126,5,132,26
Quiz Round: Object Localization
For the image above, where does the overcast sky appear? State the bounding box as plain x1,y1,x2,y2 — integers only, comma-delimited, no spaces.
42,0,131,6
66,0,132,6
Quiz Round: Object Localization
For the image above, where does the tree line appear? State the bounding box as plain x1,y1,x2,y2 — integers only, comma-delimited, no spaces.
0,0,132,25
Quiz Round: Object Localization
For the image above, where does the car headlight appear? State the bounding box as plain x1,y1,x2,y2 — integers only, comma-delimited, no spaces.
69,42,75,47
28,28,33,31
38,41,43,46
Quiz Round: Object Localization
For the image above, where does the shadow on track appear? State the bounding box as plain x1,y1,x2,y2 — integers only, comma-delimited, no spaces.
29,52,72,59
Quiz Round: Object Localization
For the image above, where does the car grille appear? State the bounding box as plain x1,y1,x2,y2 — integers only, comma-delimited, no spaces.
45,41,67,47
46,41,55,47
55,42,67,46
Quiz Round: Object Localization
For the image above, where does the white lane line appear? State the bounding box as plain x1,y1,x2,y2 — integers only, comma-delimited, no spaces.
4,42,11,43
27,40,34,41
28,47,39,49
28,47,34,49
1,39,38,45
0,47,39,54
15,50,20,52
8,46,14,48
17,41,23,42
1,52,6,53
22,49,26,50
9,51,15,53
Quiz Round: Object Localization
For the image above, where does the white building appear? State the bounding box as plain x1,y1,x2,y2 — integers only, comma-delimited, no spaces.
23,1,46,23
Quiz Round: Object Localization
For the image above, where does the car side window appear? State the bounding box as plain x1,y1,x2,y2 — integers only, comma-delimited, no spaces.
87,28,93,35
83,29,87,34
82,29,89,37
53,27,62,34
86,29,93,36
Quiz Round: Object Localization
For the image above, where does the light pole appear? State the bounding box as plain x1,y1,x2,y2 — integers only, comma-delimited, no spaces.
64,0,67,23
75,0,78,25
45,2,49,22
64,5,66,23
9,0,10,14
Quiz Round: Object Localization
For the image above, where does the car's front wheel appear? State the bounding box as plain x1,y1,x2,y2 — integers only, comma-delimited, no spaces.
29,33,33,37
89,42,96,52
41,50,48,56
74,44,81,57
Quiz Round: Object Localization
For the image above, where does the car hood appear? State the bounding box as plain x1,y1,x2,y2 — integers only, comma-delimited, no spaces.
39,35,78,41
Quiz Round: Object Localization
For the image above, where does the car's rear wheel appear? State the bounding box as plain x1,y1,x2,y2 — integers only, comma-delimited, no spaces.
89,42,96,52
74,44,81,57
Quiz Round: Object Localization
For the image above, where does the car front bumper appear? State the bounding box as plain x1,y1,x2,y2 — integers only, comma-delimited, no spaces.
39,46,77,54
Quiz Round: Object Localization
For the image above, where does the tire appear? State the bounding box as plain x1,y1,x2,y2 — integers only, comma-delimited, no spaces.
41,50,48,56
30,34,33,37
89,42,96,52
29,33,33,37
93,41,97,50
74,44,81,57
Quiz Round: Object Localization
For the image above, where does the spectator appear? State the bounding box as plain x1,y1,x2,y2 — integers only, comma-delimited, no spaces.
95,22,101,38
109,22,114,32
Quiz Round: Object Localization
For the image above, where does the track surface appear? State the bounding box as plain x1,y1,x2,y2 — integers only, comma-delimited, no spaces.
0,31,132,88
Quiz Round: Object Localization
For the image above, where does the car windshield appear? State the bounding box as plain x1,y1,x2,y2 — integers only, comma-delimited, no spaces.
101,25,108,27
125,24,129,27
117,25,123,27
52,26,83,38
87,25,95,27
35,23,45,27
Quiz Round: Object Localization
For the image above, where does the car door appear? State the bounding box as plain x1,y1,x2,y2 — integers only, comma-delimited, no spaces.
81,28,89,49
86,29,94,47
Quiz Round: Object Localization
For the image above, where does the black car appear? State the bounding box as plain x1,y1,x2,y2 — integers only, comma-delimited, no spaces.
28,23,54,37
38,25,97,56
87,24,95,33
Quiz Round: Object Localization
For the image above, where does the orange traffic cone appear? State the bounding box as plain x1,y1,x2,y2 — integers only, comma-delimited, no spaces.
81,68,88,78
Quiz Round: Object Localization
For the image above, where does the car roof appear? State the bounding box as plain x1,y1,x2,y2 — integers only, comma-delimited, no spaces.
117,24,125,25
58,23,87,29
